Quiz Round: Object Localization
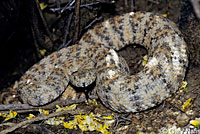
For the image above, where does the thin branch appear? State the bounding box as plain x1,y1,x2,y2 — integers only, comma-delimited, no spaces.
59,39,72,49
62,12,74,47
0,122,16,127
83,16,102,30
147,0,159,4
35,0,54,50
0,107,86,134
73,0,81,43
0,98,86,113
61,0,76,13
131,0,135,11
31,26,42,59
190,0,200,19
124,0,128,8
0,93,98,113
50,2,100,12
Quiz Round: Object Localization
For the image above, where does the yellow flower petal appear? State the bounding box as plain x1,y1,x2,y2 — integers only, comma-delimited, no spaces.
49,112,114,133
4,111,17,121
102,114,114,120
63,121,76,129
136,131,144,134
56,104,76,112
44,110,49,115
182,98,192,110
39,109,49,115
40,2,47,10
181,81,187,89
68,104,77,110
0,112,8,118
45,117,64,125
26,114,35,119
13,81,19,89
163,14,167,17
190,118,200,127
142,55,148,66
39,49,47,56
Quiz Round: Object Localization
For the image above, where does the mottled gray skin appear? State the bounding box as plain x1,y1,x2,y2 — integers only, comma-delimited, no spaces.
179,0,200,65
18,47,96,106
18,12,188,113
69,59,97,87
79,12,188,113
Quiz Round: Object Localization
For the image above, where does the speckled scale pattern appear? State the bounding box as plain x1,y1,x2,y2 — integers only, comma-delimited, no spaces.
18,45,95,105
18,12,188,113
79,12,188,113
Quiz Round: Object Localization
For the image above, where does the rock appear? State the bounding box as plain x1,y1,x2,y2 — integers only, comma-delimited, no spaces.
176,113,190,127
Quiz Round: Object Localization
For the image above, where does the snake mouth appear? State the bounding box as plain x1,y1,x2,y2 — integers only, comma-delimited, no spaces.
69,80,96,94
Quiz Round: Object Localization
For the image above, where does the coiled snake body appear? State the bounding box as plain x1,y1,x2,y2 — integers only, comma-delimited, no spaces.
18,12,188,113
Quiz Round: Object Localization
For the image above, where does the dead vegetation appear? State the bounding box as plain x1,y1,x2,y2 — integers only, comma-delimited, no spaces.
0,0,200,133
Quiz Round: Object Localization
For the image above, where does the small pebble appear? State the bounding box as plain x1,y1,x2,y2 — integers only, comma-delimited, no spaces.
176,113,189,127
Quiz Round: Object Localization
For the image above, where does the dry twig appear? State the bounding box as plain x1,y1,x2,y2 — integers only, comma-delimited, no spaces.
0,107,85,134
0,98,87,113
147,0,159,4
190,0,200,19
73,0,81,43
0,92,98,113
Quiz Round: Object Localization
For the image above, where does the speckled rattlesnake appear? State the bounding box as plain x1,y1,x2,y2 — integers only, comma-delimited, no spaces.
18,12,188,113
